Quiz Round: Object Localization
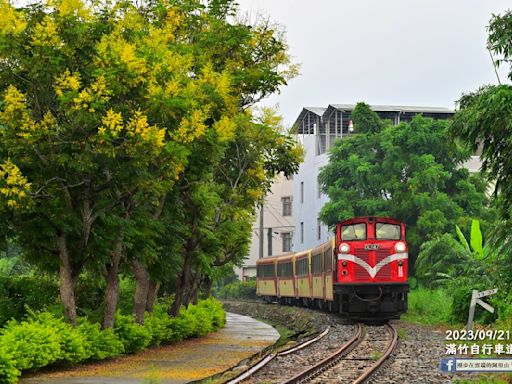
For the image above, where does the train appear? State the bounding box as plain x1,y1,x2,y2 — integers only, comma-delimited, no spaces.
256,216,408,321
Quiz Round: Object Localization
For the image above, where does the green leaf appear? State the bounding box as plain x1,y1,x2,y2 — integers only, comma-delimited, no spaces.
470,219,483,259
456,225,471,254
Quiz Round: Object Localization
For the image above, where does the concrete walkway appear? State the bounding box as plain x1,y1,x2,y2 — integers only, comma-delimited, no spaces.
21,312,279,384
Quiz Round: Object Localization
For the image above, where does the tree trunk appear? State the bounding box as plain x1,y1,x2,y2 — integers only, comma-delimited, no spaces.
146,280,160,313
58,233,77,326
187,269,201,306
202,275,213,298
169,252,192,316
133,260,150,324
102,237,123,329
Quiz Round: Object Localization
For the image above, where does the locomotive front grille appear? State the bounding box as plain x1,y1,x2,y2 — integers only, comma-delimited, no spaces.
353,249,369,281
375,248,392,279
351,247,393,280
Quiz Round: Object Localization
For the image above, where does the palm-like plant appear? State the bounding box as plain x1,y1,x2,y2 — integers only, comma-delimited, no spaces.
415,219,492,288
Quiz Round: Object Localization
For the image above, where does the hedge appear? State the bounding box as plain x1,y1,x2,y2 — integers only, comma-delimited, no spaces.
0,298,226,384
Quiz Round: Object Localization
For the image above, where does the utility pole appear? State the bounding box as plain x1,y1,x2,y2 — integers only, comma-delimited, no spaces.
259,204,264,259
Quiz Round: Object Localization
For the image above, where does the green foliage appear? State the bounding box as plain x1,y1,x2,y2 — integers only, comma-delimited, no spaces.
351,102,384,134
215,280,257,300
451,10,512,272
0,319,62,370
28,311,89,364
114,312,152,354
0,344,20,384
0,275,59,326
470,220,483,258
415,234,467,287
449,277,497,324
197,298,226,329
77,321,125,361
402,288,452,325
320,111,488,260
0,298,226,380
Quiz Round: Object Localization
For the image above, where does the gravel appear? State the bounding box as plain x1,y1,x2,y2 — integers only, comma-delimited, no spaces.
222,301,486,384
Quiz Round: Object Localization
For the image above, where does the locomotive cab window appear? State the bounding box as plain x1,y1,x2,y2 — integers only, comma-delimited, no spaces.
341,223,366,240
375,223,401,240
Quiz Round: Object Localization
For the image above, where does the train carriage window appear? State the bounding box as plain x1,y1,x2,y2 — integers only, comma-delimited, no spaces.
258,264,275,278
376,223,401,240
278,262,293,277
312,253,322,274
295,258,308,276
324,248,332,272
341,223,366,240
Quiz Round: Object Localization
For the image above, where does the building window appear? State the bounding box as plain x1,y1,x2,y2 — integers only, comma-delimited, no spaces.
317,178,321,199
300,182,304,204
282,196,292,216
300,222,304,244
282,232,292,252
317,218,321,240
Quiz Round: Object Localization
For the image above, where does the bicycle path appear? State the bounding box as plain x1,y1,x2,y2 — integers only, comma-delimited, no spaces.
20,312,279,384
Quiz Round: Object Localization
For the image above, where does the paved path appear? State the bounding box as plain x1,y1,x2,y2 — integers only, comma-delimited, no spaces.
21,312,279,384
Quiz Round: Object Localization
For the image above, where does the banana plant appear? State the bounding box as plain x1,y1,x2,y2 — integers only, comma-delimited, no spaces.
455,219,493,261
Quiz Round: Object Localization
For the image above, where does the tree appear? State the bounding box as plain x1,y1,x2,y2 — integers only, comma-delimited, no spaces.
450,10,512,264
0,0,254,326
319,103,488,263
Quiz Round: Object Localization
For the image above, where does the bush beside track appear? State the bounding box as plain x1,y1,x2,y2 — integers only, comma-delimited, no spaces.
0,298,226,384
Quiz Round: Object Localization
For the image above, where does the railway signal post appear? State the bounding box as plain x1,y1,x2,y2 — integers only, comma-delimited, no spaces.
466,288,498,330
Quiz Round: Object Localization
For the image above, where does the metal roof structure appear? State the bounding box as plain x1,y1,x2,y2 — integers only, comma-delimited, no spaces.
327,104,453,114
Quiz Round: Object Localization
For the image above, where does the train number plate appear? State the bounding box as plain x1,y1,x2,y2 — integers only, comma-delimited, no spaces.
364,244,380,250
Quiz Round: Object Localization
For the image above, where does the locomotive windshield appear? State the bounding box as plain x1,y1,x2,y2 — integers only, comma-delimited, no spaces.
341,223,366,240
376,223,401,240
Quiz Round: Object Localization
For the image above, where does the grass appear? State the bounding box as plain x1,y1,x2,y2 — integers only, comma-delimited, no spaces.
370,351,382,361
402,287,452,325
397,328,406,340
453,374,512,384
256,318,296,349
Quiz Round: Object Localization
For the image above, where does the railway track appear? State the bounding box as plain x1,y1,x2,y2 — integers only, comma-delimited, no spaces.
228,321,398,384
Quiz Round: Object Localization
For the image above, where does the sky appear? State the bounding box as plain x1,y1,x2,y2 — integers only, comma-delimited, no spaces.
236,0,511,127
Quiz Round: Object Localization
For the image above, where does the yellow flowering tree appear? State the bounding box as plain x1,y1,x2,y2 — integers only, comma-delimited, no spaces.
0,0,301,326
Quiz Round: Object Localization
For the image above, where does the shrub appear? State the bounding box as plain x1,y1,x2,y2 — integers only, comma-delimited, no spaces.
114,312,152,354
185,304,214,337
197,298,226,329
144,306,172,346
27,311,88,365
0,298,226,381
216,280,256,300
0,275,59,326
1,319,62,370
77,320,125,360
0,344,20,384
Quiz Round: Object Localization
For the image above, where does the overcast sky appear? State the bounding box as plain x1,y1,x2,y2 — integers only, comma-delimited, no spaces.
236,0,511,127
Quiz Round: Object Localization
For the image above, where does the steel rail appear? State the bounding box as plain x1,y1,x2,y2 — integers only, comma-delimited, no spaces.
282,323,364,384
225,326,331,384
352,323,398,384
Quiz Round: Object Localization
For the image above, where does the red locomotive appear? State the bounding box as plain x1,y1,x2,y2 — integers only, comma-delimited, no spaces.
256,216,408,321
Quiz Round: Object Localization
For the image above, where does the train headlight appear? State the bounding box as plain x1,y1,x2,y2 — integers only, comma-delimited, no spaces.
342,261,347,267
395,242,406,253
339,243,350,253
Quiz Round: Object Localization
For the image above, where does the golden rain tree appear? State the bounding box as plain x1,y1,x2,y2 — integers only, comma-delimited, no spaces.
0,0,301,327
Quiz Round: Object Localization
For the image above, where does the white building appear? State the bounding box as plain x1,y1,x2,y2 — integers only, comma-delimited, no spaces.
236,173,294,280
292,104,455,252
